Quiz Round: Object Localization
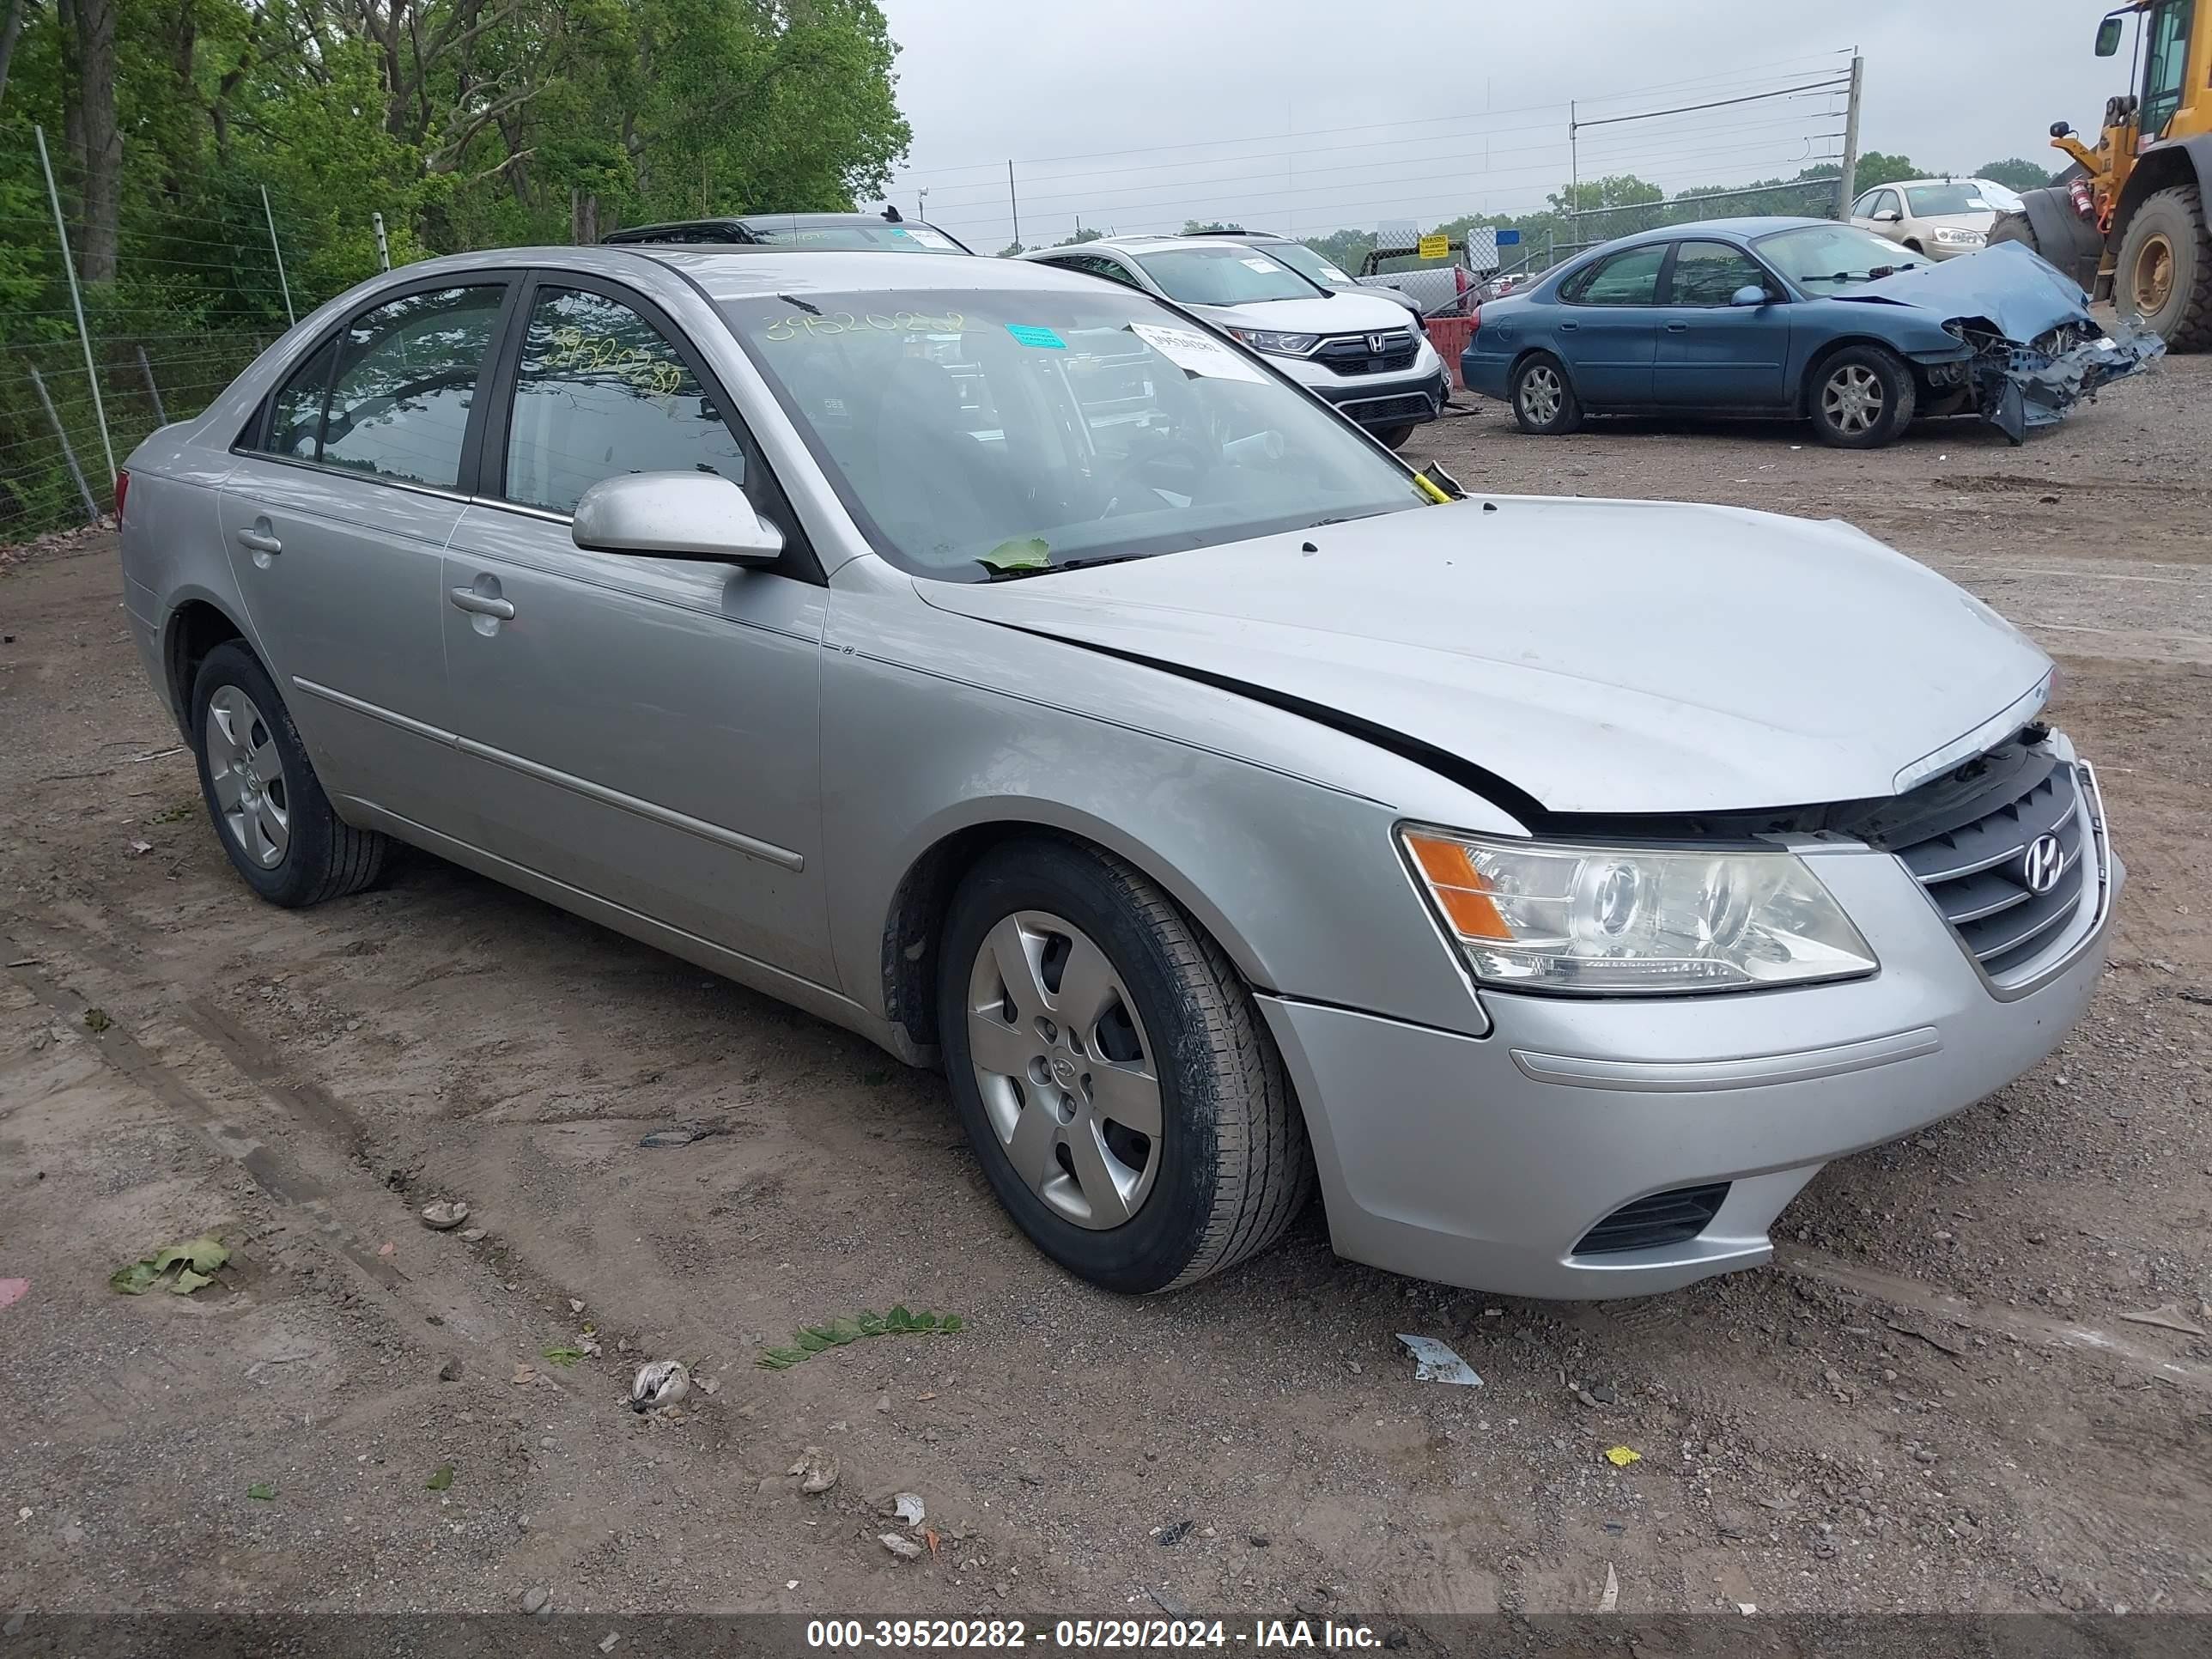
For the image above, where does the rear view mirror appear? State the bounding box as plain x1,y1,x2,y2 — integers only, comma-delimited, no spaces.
571,472,783,566
1730,285,1770,307
2095,14,2124,56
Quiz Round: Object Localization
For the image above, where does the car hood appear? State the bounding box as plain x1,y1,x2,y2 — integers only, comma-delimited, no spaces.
1832,240,2091,339
1187,292,1418,335
917,497,2051,818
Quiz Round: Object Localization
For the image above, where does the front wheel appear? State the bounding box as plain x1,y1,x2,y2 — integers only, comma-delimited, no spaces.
190,641,390,907
937,839,1312,1293
1370,422,1418,450
1510,353,1582,435
1808,345,1916,449
2115,185,2212,349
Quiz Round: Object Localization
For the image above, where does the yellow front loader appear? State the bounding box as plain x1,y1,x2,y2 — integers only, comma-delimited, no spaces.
1990,0,2212,347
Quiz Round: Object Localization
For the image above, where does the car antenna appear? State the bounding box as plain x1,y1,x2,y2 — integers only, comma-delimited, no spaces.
883,204,903,222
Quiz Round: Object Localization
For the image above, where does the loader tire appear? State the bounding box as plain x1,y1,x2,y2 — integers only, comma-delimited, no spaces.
2116,185,2212,350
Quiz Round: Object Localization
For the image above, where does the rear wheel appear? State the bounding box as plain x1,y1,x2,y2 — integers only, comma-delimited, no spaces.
190,641,390,907
1510,353,1582,435
937,839,1312,1294
2115,185,2212,350
1808,344,1916,449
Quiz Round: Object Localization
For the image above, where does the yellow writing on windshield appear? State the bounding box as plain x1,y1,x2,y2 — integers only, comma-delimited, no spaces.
762,310,966,342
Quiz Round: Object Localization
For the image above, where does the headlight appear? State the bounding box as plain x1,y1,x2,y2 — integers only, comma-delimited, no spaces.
1401,827,1877,995
1933,227,1986,246
1226,327,1319,356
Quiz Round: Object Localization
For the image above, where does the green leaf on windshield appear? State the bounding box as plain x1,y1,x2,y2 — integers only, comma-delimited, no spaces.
978,538,1051,574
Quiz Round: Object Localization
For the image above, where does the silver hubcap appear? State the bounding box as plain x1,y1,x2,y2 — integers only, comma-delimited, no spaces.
966,910,1162,1231
1821,364,1885,435
205,684,289,868
1520,365,1562,424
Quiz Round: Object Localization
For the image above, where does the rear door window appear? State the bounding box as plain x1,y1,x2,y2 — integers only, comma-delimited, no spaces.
258,337,340,460
1563,245,1666,306
321,285,507,489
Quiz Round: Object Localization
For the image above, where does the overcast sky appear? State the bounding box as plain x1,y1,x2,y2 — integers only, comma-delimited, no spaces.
875,0,2118,249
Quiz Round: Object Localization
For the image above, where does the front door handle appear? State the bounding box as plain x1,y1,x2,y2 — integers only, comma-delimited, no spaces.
1664,322,1690,332
234,526,282,555
1558,321,1580,332
448,586,515,621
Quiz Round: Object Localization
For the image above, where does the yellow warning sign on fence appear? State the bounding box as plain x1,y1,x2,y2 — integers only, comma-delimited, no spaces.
1418,234,1449,261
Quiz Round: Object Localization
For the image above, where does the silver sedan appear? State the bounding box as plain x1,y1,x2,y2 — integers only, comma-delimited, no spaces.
117,247,2117,1297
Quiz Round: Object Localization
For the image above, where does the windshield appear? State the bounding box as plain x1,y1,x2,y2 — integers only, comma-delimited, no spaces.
725,288,1428,582
1754,223,1926,286
746,221,967,254
1257,241,1355,287
1904,183,2009,216
1129,244,1322,306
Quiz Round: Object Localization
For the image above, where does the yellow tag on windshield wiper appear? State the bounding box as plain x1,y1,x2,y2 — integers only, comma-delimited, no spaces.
979,537,1052,574
1412,472,1452,505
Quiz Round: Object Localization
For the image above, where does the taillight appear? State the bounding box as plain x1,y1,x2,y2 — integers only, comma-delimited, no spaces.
1468,306,1481,335
114,468,129,521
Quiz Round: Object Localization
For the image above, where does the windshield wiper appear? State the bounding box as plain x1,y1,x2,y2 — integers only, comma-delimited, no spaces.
977,550,1155,582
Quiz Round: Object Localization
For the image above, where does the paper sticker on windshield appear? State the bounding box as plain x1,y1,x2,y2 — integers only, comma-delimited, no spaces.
1320,264,1352,283
1006,324,1066,349
907,228,957,250
1239,257,1282,273
1128,322,1266,384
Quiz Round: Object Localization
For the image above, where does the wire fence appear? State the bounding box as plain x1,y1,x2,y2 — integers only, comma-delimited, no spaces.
0,124,393,541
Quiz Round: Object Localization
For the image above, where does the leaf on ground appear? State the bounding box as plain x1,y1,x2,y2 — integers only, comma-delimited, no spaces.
109,1261,162,1296
82,1008,112,1034
756,1307,965,1369
246,1483,275,1501
540,1346,585,1368
152,1237,229,1275
168,1267,214,1295
425,1464,454,1491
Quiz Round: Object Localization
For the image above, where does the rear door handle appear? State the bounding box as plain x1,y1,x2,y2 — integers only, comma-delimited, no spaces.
1558,321,1579,332
234,526,282,555
448,586,515,621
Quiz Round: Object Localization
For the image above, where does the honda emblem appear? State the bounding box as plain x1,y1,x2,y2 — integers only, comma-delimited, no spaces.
1366,333,1386,354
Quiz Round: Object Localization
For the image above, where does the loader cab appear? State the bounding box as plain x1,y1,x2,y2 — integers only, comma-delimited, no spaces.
2137,0,2196,137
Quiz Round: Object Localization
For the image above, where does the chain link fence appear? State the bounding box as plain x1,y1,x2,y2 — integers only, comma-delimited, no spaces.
0,123,393,542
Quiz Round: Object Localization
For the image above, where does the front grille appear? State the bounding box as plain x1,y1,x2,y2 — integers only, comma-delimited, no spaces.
1337,392,1436,424
1313,331,1419,376
1576,1183,1730,1255
1887,746,2091,980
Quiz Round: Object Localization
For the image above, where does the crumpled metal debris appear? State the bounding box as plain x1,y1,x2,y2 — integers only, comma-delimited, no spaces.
1395,1333,1483,1386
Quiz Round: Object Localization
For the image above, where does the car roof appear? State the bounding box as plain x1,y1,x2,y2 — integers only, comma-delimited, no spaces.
1021,234,1255,258
611,245,1103,300
1583,216,1837,253
603,213,972,249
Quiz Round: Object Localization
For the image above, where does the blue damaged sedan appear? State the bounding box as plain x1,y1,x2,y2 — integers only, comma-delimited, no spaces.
1462,216,2160,447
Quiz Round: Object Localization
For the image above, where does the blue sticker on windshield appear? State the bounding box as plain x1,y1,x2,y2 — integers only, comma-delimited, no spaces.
1006,324,1066,349
887,226,913,237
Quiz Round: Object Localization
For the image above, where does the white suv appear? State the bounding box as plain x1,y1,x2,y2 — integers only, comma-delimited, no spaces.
1020,235,1448,447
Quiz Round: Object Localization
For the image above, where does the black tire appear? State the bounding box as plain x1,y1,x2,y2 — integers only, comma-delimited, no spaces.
1987,210,2041,254
1370,422,1418,450
190,641,390,908
937,838,1312,1294
2114,185,2212,350
1806,343,1917,449
1510,352,1582,435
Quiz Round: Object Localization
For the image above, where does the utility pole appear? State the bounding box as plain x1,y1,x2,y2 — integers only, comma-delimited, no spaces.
1568,100,1579,248
1006,161,1021,251
1837,52,1864,217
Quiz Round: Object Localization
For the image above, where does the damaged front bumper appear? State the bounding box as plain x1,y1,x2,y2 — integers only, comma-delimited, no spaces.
1949,316,2166,444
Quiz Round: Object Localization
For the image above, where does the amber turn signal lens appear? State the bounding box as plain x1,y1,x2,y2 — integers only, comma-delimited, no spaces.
1403,831,1511,939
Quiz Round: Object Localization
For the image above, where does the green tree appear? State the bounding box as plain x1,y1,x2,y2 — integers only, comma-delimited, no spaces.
1975,156,2059,192
1054,226,1103,246
1850,151,1928,190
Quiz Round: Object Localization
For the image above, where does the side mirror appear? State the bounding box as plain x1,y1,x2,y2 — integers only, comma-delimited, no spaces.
1729,284,1770,307
2094,15,2124,56
1873,209,1902,223
571,471,784,566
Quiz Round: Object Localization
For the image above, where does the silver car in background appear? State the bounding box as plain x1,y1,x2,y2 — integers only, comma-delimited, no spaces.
117,247,2117,1299
1019,234,1448,447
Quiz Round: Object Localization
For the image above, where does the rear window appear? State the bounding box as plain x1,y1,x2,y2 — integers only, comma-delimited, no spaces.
747,222,968,254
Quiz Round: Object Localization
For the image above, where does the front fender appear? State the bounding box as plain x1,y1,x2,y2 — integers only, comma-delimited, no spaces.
819,579,1516,1045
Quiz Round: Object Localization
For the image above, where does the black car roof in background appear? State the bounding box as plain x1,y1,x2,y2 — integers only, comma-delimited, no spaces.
601,214,975,254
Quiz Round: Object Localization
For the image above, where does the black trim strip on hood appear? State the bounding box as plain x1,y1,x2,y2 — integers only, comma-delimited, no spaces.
980,619,1554,830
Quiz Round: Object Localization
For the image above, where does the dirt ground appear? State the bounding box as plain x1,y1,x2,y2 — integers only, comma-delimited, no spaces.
3,349,2209,1638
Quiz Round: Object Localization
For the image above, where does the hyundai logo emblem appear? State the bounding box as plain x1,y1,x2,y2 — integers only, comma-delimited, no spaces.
2020,833,2066,895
